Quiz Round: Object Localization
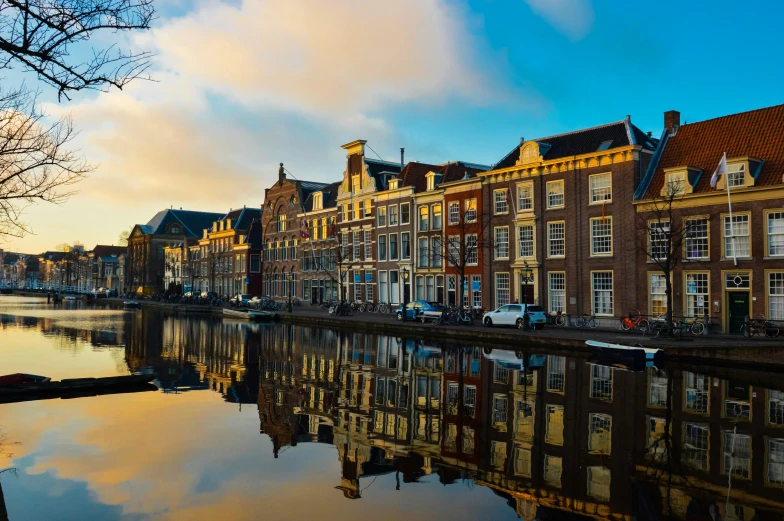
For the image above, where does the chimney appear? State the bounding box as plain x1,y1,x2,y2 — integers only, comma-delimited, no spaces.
400,148,405,171
664,110,680,132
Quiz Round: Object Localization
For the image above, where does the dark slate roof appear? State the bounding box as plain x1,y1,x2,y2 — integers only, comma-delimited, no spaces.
222,207,262,231
303,181,341,212
2,253,19,265
144,209,225,238
366,158,402,189
99,256,121,263
493,118,657,170
398,161,488,193
25,257,39,271
640,103,784,199
92,245,126,258
40,251,67,262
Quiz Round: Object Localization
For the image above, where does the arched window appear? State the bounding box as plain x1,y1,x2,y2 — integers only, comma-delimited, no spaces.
291,237,297,260
265,240,272,262
282,239,288,261
277,208,287,232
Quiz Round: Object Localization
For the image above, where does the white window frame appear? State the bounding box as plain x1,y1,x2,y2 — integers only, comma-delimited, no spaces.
649,220,670,261
724,213,751,258
495,272,510,308
388,205,399,226
517,182,533,212
378,234,387,261
589,173,612,204
465,198,477,223
547,221,565,258
727,162,746,188
590,217,612,256
592,271,613,316
400,203,410,225
494,189,509,215
364,230,373,260
767,211,784,257
465,234,478,265
377,206,387,227
548,272,565,313
494,226,509,260
685,217,709,260
448,201,460,225
432,203,442,230
547,180,564,209
517,224,534,258
650,273,667,317
769,272,784,321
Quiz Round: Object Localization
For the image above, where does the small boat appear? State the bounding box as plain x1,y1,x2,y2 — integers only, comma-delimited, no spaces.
585,340,663,366
223,308,275,321
0,373,156,401
0,373,51,386
124,300,141,309
64,295,77,301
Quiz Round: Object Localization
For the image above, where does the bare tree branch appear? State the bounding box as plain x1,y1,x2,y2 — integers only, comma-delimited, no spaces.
0,84,92,238
0,0,155,100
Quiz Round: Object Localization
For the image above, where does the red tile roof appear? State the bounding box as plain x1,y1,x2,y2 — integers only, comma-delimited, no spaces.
644,103,784,198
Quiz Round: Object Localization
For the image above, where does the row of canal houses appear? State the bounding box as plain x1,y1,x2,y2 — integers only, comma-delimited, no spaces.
136,104,784,333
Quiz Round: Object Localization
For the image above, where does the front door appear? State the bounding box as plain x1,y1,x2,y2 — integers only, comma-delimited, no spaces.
728,292,750,334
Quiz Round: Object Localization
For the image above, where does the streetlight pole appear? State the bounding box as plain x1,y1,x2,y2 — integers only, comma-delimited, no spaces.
523,260,531,331
401,267,409,322
287,272,293,313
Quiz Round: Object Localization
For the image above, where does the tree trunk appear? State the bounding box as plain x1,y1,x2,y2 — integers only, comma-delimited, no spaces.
665,272,674,329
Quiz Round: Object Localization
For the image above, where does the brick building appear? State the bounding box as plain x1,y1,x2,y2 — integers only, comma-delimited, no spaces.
298,181,340,303
634,105,784,333
478,117,657,319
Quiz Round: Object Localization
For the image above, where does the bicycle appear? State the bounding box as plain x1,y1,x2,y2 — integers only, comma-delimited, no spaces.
549,310,567,326
620,311,649,333
741,315,780,338
574,314,598,328
376,302,389,314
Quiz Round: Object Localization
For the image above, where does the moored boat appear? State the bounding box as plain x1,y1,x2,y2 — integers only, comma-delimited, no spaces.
124,300,141,309
0,373,156,401
585,339,663,366
223,308,275,321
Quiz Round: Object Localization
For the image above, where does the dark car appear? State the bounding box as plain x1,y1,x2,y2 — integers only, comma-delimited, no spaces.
394,300,445,322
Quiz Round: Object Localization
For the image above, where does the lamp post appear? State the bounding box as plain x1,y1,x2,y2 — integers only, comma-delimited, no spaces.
522,261,532,330
287,272,293,313
401,267,410,322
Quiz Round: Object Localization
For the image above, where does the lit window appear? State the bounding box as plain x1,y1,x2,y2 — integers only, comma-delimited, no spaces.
514,447,532,477
589,173,612,203
592,271,613,315
545,405,564,445
418,205,429,231
494,189,509,214
588,413,612,454
432,204,442,230
591,217,612,255
465,199,477,222
587,466,611,501
724,215,750,258
448,201,460,225
517,183,533,212
650,273,667,317
767,211,784,256
548,222,565,257
543,455,562,486
547,180,564,208
685,273,709,318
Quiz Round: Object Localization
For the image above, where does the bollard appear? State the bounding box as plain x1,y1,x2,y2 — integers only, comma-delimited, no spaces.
743,315,750,337
703,309,709,336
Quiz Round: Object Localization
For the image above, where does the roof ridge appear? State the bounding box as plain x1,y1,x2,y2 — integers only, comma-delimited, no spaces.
532,119,628,143
679,102,784,128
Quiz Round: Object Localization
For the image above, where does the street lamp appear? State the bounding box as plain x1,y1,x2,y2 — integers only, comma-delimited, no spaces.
401,267,410,322
287,272,293,313
522,260,532,330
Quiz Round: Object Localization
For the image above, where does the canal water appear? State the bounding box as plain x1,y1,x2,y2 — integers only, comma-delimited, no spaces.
0,296,783,521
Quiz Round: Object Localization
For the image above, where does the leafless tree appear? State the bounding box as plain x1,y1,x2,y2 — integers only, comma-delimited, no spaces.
634,179,705,331
435,201,496,309
0,0,155,101
305,225,365,302
0,86,91,238
118,226,133,246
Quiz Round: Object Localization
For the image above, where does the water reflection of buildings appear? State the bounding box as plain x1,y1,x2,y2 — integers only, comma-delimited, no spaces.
0,313,124,347
124,312,260,402
258,326,784,520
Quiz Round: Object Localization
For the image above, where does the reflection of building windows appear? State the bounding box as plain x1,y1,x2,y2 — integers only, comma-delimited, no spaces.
515,398,535,440
445,423,457,452
590,364,613,400
647,416,668,460
768,390,784,425
491,440,507,469
545,405,564,445
722,431,751,479
586,466,611,501
767,438,784,486
648,368,668,407
543,455,562,486
463,385,477,417
547,355,565,392
588,413,612,455
684,371,709,414
725,382,751,420
513,447,532,477
684,423,710,470
493,395,508,426
493,364,509,384
462,426,475,454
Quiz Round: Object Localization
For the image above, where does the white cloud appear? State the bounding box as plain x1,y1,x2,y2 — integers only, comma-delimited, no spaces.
524,0,594,41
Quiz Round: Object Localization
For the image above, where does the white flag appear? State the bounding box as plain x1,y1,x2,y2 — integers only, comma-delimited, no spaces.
710,152,728,187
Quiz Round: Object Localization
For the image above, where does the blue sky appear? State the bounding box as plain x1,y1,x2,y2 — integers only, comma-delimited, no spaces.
5,0,784,253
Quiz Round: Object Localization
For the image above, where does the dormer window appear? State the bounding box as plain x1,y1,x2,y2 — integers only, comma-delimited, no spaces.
426,172,436,191
727,162,746,188
313,192,323,210
661,167,699,197
170,225,180,234
666,171,686,195
388,178,399,190
520,142,539,165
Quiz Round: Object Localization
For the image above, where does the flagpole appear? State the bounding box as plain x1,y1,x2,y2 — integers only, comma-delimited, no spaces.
724,152,738,266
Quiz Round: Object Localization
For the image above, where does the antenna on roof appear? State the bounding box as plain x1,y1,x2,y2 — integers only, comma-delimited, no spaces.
520,137,524,145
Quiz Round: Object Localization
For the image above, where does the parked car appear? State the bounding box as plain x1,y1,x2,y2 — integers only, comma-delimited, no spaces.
482,304,547,329
200,291,219,300
230,294,252,307
394,301,445,321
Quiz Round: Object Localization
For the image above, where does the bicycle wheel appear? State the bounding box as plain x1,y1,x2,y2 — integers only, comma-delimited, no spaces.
555,315,566,326
359,303,366,313
637,319,650,333
620,319,631,331
765,323,780,338
575,317,586,328
691,322,705,335
588,317,599,328
379,304,388,313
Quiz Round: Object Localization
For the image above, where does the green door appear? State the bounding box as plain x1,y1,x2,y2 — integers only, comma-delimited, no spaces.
728,292,750,334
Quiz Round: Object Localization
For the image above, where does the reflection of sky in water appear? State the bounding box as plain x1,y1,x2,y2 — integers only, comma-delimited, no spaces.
0,297,519,521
